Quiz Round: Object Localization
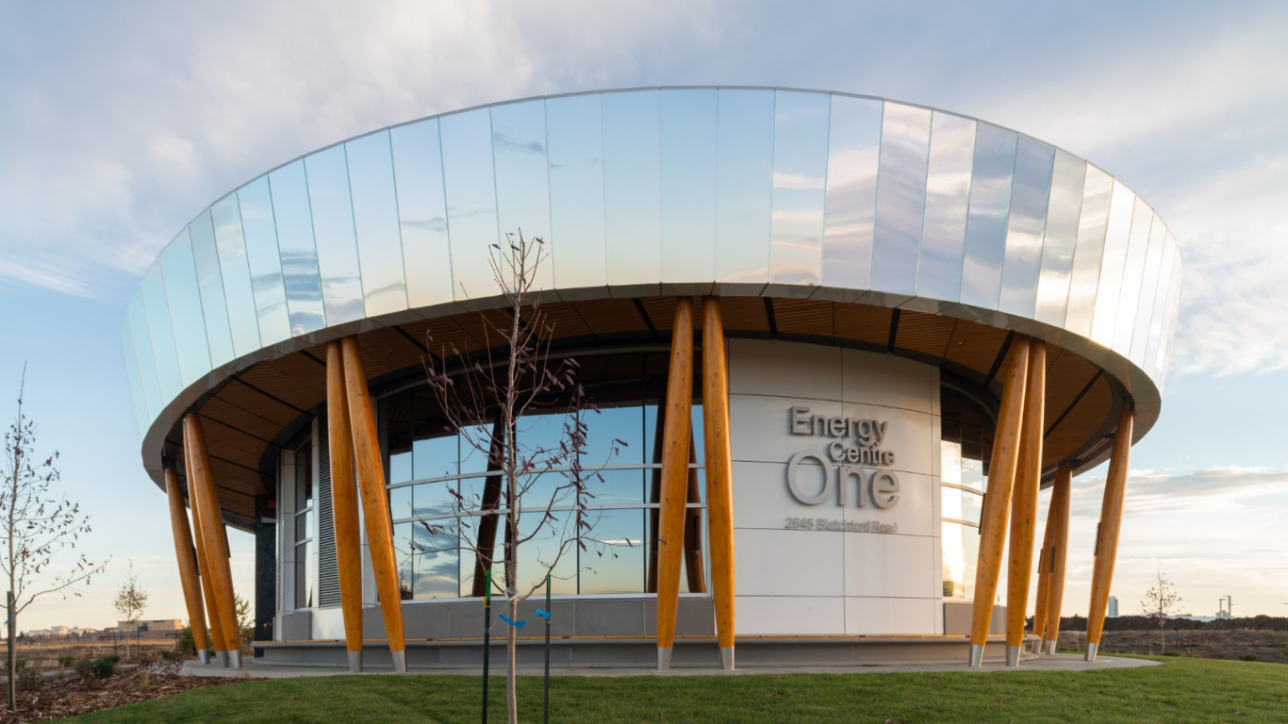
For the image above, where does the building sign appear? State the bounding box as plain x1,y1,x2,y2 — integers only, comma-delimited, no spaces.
784,406,901,510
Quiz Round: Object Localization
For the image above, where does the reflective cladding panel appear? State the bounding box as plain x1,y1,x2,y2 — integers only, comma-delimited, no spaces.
235,179,293,346
188,211,235,368
1089,182,1138,348
491,99,554,290
821,94,882,292
305,145,365,326
126,293,162,419
1033,151,1086,327
268,160,327,336
959,123,1018,310
140,261,183,402
1130,214,1168,362
546,93,607,290
997,137,1056,317
659,88,718,283
916,112,976,303
601,90,661,288
769,90,831,286
119,329,149,439
1143,233,1177,370
440,108,501,300
390,118,454,309
209,194,263,357
715,88,774,284
1112,199,1155,355
1154,256,1183,382
346,130,408,318
871,102,932,296
158,232,212,388
1064,165,1114,336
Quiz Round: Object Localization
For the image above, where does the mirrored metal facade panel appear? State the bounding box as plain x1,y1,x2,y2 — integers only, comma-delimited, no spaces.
1089,182,1138,347
268,161,327,336
916,112,976,303
1032,151,1086,327
1143,234,1177,371
1112,201,1154,355
959,123,1018,310
997,137,1056,317
126,292,162,419
235,180,293,347
871,102,931,296
125,88,1184,444
120,328,150,438
188,211,235,369
390,118,454,310
491,100,554,291
141,261,183,402
546,94,607,291
821,95,882,292
602,90,661,288
440,108,501,300
305,145,365,327
1064,165,1114,337
769,90,830,286
210,194,262,357
659,88,718,283
715,89,774,284
158,232,212,388
346,131,409,318
1130,215,1168,362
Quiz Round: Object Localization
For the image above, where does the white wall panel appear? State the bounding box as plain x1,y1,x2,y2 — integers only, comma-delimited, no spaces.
735,528,844,597
841,533,937,598
844,597,940,635
739,596,846,636
728,339,842,400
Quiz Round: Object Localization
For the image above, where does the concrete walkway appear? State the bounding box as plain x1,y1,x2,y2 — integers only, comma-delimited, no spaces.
182,653,1156,679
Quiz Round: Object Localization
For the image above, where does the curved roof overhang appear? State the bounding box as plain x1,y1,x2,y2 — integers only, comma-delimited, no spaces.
119,87,1183,531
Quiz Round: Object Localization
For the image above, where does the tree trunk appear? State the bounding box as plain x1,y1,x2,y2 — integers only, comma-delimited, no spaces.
8,607,16,711
507,597,518,724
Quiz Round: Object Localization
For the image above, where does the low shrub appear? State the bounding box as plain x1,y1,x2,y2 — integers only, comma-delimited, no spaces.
1237,653,1257,662
1162,650,1181,656
91,654,120,679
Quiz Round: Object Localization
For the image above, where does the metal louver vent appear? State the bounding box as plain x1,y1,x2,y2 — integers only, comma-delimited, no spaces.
317,414,341,608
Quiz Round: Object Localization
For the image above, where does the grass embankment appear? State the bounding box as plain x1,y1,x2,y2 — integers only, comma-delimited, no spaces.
62,657,1287,723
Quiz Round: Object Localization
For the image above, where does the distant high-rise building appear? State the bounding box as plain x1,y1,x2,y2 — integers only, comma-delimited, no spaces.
1107,596,1119,618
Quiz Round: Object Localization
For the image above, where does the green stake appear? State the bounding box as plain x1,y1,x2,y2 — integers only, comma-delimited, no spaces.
483,569,492,724
544,574,551,724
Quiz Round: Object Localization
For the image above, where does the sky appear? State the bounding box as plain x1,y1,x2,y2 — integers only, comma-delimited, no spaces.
1,0,1286,630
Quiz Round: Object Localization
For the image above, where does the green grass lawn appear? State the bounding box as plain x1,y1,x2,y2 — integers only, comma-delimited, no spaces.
63,657,1287,723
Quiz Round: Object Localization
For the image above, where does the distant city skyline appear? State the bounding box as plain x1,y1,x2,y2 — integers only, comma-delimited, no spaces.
2,0,1286,629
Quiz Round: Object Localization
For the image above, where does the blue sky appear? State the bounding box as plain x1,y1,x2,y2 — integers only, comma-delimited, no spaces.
2,0,1286,629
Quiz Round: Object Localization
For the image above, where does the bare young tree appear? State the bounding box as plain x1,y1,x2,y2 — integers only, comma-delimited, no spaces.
1141,563,1183,652
113,559,148,659
420,232,625,724
1,367,107,709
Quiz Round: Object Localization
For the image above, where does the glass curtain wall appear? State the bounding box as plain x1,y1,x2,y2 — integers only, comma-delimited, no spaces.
939,387,994,599
382,352,708,600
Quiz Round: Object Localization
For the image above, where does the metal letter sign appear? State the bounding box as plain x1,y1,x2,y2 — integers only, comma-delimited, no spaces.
784,406,900,509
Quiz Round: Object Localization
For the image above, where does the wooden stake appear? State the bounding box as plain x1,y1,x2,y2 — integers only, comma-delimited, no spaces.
1043,465,1073,650
702,298,736,670
1004,339,1046,662
1085,405,1134,659
326,341,364,668
164,466,209,655
184,415,241,660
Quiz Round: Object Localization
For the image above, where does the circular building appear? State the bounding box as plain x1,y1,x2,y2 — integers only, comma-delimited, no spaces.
122,87,1182,671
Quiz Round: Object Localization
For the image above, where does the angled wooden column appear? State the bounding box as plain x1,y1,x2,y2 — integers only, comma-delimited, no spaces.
1004,339,1046,666
968,339,1030,667
340,337,407,673
164,465,210,665
470,417,507,597
326,342,364,672
702,297,736,671
185,443,227,663
682,428,707,594
184,414,242,667
655,298,694,670
1085,404,1134,661
1042,465,1073,654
